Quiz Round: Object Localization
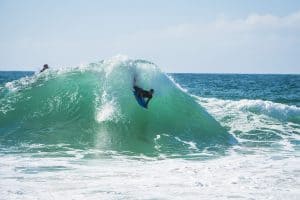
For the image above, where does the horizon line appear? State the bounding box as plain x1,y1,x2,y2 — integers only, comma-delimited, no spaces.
0,70,299,75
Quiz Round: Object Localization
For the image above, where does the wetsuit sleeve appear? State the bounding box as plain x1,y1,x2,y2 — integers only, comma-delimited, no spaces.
145,96,152,108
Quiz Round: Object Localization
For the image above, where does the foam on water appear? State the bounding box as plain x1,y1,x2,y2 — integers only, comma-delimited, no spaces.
196,97,300,152
0,146,299,199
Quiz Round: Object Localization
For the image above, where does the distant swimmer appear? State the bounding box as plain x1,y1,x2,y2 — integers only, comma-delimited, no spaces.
133,76,154,109
40,64,49,73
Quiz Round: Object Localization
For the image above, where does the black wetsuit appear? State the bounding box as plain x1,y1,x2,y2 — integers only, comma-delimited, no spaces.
133,86,153,99
133,86,153,108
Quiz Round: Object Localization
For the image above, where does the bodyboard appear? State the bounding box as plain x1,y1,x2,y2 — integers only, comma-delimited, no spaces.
133,91,147,108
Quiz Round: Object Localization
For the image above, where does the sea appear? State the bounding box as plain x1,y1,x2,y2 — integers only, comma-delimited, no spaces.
0,57,299,199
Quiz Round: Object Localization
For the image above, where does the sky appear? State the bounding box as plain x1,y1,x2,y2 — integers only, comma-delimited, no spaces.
0,0,300,73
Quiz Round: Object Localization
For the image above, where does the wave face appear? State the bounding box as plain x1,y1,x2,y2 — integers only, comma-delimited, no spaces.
0,57,235,155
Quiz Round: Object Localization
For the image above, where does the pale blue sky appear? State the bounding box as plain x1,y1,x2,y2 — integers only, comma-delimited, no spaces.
0,0,300,73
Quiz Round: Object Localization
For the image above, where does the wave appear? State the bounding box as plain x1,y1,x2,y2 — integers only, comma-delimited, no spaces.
195,96,300,151
196,97,300,124
0,56,235,155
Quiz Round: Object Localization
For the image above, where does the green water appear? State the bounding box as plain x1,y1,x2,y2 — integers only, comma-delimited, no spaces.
0,59,235,156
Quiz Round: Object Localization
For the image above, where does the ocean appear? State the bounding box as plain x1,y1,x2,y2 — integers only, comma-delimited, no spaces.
0,57,299,199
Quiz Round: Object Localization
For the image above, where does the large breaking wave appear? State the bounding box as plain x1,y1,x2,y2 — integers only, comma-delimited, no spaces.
0,57,236,155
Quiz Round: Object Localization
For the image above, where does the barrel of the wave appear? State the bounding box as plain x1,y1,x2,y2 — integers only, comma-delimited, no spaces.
91,58,237,155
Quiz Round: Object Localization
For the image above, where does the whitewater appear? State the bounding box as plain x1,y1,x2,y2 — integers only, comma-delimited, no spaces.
0,57,299,199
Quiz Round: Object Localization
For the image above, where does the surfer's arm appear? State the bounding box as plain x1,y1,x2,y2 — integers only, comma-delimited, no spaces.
145,96,152,108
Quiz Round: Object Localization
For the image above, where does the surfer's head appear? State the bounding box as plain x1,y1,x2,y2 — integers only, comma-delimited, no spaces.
150,89,154,94
40,64,49,73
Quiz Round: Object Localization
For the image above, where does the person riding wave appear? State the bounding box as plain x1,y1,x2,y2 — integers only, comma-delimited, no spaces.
40,64,49,73
133,76,154,108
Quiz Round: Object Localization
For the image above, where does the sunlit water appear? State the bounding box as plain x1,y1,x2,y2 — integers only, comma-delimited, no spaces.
0,57,299,199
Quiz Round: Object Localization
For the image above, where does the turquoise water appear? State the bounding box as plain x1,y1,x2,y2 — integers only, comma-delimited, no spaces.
0,57,299,199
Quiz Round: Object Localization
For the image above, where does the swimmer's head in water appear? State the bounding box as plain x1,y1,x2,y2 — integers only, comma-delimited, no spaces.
150,89,154,94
